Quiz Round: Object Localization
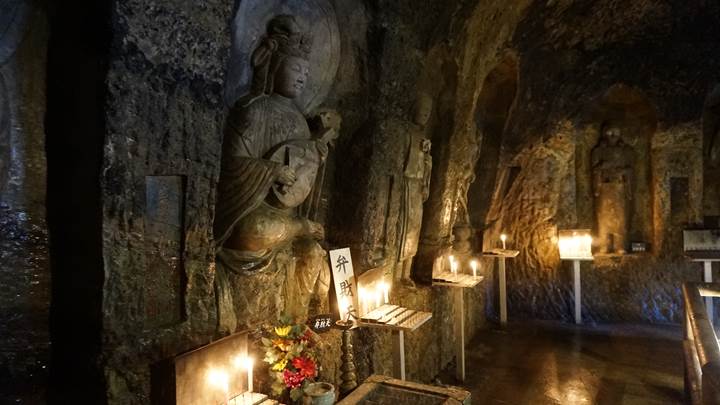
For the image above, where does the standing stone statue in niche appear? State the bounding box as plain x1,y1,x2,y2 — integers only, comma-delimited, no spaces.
214,15,340,331
592,124,634,254
396,95,433,287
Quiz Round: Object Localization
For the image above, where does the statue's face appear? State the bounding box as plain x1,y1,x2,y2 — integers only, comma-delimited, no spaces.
275,55,310,99
413,96,433,126
604,127,621,145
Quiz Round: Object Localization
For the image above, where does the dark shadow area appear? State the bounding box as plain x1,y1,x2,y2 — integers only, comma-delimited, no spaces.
45,0,111,402
467,55,518,249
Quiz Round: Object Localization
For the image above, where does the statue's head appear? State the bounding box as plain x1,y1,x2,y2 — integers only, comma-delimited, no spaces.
602,124,622,146
413,93,433,126
250,15,312,100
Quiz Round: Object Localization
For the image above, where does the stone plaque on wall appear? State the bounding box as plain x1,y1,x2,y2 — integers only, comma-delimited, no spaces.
144,175,186,328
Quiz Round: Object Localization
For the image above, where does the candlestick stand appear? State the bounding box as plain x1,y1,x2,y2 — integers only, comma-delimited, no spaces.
482,249,519,325
357,305,432,380
432,272,484,381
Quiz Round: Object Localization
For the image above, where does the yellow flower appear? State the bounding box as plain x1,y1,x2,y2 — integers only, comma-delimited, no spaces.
275,325,292,337
271,358,288,371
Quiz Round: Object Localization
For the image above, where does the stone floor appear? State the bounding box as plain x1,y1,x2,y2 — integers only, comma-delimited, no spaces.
440,321,685,404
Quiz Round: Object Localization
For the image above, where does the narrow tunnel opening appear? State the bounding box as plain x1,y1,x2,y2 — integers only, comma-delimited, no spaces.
45,1,111,402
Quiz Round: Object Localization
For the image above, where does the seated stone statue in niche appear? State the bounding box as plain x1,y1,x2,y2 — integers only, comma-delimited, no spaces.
214,15,340,331
396,94,433,287
591,124,634,254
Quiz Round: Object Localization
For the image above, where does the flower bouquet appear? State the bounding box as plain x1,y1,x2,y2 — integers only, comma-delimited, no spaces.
261,315,320,402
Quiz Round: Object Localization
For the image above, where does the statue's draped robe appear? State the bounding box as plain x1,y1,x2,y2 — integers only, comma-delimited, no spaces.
592,142,634,253
214,95,329,332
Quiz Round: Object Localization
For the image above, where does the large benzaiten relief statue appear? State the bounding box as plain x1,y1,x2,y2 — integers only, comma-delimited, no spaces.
592,124,634,254
215,3,340,332
396,94,433,287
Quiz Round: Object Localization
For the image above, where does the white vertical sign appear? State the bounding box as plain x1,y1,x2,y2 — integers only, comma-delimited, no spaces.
329,248,357,321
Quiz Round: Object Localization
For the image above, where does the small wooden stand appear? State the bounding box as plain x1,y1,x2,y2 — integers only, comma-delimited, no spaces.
559,257,593,324
358,305,433,380
482,249,519,325
432,272,484,381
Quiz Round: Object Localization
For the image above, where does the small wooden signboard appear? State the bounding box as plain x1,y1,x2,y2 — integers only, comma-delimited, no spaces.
309,314,334,333
329,248,358,320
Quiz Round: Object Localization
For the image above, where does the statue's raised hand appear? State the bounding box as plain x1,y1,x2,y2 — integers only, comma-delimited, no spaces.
276,165,297,186
303,219,325,240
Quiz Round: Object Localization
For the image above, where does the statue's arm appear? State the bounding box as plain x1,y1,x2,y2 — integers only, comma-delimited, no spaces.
422,155,432,201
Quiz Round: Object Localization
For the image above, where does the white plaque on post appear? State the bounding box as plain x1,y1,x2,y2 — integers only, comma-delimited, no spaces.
329,248,358,321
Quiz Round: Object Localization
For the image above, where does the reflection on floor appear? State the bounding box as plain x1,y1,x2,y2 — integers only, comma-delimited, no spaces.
441,321,684,404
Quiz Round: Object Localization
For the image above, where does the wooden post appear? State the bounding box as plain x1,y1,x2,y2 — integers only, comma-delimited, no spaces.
499,257,507,325
705,260,714,325
454,288,465,381
573,260,581,325
392,330,406,380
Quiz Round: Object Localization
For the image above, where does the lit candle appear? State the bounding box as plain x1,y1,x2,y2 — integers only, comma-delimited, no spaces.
208,368,230,405
380,281,389,304
500,234,507,250
471,260,478,278
375,288,382,309
340,296,349,321
359,287,368,316
244,357,254,393
450,259,458,275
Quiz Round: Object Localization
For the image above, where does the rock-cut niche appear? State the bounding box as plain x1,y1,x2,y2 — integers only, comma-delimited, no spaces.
467,55,518,250
580,84,657,254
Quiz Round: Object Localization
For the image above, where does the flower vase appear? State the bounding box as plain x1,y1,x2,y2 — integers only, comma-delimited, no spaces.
302,382,336,405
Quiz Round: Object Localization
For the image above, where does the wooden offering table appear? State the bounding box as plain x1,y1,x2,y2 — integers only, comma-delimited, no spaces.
433,272,484,381
482,249,519,325
358,305,433,381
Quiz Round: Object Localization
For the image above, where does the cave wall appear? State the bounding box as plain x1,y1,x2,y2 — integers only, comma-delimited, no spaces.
476,0,720,323
95,0,514,403
0,1,50,402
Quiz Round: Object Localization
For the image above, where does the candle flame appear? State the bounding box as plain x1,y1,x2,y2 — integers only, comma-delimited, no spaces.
500,234,507,242
234,355,254,370
207,368,229,391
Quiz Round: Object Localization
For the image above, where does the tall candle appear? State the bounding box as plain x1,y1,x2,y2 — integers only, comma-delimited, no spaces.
380,282,389,304
471,260,478,278
375,289,382,309
242,356,254,393
359,287,368,316
208,369,230,405
450,259,458,275
500,234,507,249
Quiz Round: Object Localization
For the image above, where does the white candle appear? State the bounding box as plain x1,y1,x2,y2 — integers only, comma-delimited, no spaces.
340,296,349,321
208,369,230,405
359,287,367,316
471,260,478,278
500,234,507,250
375,288,382,309
237,356,254,393
450,259,458,275
380,282,389,304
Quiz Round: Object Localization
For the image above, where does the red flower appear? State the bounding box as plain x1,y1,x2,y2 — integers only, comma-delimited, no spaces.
283,369,305,388
292,356,317,379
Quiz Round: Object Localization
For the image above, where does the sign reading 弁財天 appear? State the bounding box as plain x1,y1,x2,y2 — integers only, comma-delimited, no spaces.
329,248,358,322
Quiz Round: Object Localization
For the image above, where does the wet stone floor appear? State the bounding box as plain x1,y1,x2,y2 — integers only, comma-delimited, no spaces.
441,321,684,405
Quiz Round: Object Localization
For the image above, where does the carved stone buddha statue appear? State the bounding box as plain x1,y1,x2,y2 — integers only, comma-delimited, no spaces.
592,124,634,254
214,15,338,331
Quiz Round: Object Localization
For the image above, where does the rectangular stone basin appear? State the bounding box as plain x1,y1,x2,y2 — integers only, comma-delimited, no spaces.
337,375,470,405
